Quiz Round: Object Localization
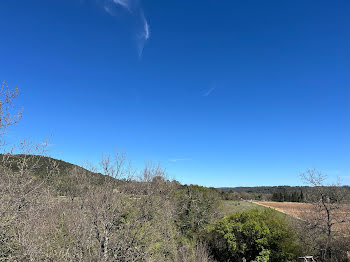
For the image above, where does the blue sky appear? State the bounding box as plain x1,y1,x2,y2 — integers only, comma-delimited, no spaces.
1,0,350,187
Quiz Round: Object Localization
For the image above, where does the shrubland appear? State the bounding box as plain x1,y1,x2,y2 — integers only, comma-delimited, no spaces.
0,148,221,261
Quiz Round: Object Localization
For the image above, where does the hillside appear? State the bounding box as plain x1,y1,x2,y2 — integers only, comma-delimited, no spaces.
0,154,107,196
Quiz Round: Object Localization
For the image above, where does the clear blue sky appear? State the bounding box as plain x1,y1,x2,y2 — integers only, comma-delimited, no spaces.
1,0,350,187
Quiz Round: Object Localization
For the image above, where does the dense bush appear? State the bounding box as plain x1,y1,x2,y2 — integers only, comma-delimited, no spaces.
175,185,224,240
207,209,300,262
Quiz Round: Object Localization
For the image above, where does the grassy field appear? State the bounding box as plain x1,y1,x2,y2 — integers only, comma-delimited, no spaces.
222,200,299,225
222,200,267,215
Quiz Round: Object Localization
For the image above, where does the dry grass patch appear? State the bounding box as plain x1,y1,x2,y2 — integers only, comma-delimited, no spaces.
254,201,350,234
253,202,313,219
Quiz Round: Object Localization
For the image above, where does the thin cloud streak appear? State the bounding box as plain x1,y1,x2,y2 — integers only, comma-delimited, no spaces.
169,158,192,163
143,15,150,40
113,0,131,12
104,6,113,15
203,87,215,97
102,0,150,58
137,10,150,58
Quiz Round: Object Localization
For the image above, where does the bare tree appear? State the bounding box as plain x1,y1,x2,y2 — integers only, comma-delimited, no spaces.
301,169,350,261
0,81,22,136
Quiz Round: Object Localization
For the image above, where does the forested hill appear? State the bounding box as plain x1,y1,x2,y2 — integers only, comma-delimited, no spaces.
219,186,312,194
1,154,92,176
219,185,350,194
0,154,107,196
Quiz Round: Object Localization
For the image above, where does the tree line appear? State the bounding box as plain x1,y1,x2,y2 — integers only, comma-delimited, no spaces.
271,191,304,202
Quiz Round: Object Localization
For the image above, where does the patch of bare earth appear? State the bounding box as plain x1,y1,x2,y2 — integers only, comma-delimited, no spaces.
253,201,313,219
253,201,350,234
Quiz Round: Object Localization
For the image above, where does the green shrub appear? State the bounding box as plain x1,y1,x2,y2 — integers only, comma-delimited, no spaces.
207,209,300,262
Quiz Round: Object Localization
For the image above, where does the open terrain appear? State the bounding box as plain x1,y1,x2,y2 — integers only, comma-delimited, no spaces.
222,200,266,215
253,201,312,219
254,201,350,234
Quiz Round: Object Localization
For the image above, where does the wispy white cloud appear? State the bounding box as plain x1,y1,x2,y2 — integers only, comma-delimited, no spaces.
113,0,131,12
137,10,150,58
104,5,113,15
203,87,215,97
169,158,192,163
101,0,150,58
142,14,150,40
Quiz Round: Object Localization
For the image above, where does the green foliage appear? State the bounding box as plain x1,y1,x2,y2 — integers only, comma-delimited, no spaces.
221,186,350,203
0,154,307,261
53,215,72,249
271,191,305,202
175,185,223,240
207,209,300,262
222,200,267,215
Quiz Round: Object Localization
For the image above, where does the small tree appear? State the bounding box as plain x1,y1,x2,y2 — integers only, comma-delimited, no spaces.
301,169,350,261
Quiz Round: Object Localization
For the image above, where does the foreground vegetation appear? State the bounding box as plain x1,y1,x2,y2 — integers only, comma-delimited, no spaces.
0,152,302,261
207,209,300,262
2,153,349,262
